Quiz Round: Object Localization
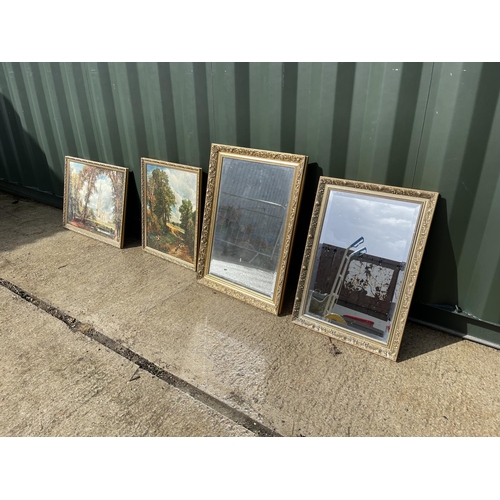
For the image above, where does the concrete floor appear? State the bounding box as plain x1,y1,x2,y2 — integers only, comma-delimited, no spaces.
0,191,499,436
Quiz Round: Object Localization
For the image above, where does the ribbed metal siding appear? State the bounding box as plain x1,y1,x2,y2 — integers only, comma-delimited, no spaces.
412,63,500,327
1,62,499,342
209,62,431,187
0,62,432,192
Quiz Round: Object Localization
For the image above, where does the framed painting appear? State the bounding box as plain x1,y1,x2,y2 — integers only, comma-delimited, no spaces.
292,177,438,361
63,156,129,248
197,143,308,315
141,158,202,270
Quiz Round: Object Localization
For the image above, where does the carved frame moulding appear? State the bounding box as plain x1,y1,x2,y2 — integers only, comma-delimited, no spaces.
291,177,438,361
197,144,308,315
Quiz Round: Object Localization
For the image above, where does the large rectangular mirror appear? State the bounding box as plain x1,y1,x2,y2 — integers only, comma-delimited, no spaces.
292,177,438,360
197,144,308,315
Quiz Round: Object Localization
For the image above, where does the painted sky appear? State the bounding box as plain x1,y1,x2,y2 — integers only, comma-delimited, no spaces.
70,161,84,175
88,174,114,220
71,161,116,223
319,190,422,262
74,171,115,223
147,164,197,223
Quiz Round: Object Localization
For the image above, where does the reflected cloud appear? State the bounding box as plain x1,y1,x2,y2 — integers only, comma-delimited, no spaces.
320,191,421,262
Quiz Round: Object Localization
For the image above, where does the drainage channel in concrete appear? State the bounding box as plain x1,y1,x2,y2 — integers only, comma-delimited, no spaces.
0,277,281,437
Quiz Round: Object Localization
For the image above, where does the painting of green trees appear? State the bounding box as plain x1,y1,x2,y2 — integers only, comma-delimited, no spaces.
144,163,199,265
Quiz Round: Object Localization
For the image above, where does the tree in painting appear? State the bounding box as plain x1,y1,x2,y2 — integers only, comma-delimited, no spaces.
149,168,176,229
179,198,196,259
68,168,84,220
146,165,197,264
80,165,99,223
66,161,124,243
108,169,125,239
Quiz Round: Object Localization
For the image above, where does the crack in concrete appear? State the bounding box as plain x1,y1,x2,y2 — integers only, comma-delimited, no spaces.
0,277,281,437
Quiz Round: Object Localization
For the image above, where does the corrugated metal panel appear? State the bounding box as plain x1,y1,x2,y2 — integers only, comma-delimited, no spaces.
0,62,499,344
411,62,500,333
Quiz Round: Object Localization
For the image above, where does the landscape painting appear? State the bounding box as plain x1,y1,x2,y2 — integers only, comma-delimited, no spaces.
63,157,129,248
141,158,202,270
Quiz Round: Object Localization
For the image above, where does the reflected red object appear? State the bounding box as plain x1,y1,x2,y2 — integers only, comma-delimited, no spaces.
343,314,374,327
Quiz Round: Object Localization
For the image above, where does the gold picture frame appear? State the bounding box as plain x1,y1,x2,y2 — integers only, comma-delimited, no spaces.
197,144,308,315
63,156,129,248
292,177,438,361
141,158,202,270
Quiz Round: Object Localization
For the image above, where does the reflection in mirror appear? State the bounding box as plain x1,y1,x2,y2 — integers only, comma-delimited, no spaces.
292,177,438,360
305,190,422,342
198,144,308,315
209,157,294,297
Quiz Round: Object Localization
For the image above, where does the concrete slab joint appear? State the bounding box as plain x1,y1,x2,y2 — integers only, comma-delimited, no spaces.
0,192,499,437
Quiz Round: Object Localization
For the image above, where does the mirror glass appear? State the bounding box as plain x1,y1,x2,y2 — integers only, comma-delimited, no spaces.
208,157,295,297
304,189,422,343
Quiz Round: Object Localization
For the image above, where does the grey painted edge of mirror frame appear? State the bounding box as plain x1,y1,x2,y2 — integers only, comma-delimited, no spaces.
196,143,308,315
291,176,439,361
140,157,203,271
63,156,129,249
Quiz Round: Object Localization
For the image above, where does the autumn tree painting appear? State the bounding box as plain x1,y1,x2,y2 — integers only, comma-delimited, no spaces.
142,160,201,269
64,158,128,248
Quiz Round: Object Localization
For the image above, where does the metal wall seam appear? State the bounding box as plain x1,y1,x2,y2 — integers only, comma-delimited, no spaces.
0,62,499,342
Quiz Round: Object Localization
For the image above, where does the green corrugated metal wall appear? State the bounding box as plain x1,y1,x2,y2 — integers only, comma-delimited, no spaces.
1,62,499,346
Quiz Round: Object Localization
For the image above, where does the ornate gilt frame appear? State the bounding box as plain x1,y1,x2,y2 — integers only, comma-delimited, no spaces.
63,156,129,248
197,144,308,315
141,158,202,271
292,177,438,361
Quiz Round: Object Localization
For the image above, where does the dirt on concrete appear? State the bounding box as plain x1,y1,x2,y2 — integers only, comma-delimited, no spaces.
1,191,499,436
0,285,253,437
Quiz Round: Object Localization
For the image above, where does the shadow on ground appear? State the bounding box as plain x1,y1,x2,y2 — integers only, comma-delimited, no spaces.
397,322,463,362
0,194,65,254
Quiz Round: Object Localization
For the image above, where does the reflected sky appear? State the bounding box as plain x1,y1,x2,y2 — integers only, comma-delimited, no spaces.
319,190,422,262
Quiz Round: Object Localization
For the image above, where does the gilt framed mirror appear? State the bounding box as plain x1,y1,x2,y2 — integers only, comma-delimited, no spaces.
197,144,308,315
292,177,438,360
